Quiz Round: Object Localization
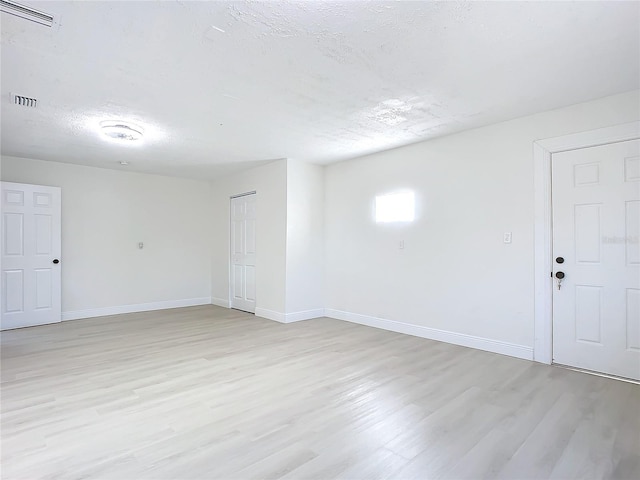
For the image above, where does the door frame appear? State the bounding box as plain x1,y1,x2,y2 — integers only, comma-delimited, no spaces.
228,191,256,310
533,121,640,364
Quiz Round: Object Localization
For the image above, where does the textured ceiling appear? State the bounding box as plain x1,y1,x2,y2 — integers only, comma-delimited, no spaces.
1,0,639,179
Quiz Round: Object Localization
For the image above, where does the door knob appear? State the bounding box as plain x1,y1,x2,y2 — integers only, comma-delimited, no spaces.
556,257,564,264
555,271,565,279
52,259,60,264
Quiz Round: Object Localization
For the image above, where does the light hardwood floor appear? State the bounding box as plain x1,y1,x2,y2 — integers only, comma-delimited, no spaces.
1,305,639,480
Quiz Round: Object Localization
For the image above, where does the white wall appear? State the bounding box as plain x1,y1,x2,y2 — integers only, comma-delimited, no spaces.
3,91,637,362
285,159,324,318
210,160,288,318
0,156,213,318
324,90,640,357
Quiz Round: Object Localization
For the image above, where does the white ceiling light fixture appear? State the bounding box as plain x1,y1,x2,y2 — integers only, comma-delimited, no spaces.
100,121,144,142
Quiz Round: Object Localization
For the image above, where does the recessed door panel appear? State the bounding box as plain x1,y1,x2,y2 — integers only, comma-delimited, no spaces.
245,201,256,217
626,201,639,265
4,213,24,256
627,289,640,351
624,156,639,182
574,204,601,264
233,221,243,255
35,214,52,255
233,201,244,217
233,265,244,299
4,190,24,206
33,192,52,207
245,219,256,255
35,269,53,309
574,286,602,344
245,265,256,302
573,163,600,186
4,270,24,313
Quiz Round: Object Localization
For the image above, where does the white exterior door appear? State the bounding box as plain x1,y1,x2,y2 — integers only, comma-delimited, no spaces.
552,139,640,380
1,182,62,330
230,193,256,313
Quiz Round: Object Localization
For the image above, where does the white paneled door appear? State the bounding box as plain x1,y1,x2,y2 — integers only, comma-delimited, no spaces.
552,139,640,380
1,182,62,330
230,193,256,313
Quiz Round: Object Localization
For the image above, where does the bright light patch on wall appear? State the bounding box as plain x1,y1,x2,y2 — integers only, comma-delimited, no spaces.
375,192,415,223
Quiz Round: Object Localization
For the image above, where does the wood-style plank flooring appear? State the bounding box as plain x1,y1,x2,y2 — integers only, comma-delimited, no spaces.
1,305,639,479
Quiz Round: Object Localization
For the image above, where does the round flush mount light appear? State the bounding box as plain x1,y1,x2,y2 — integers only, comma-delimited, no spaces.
100,121,144,142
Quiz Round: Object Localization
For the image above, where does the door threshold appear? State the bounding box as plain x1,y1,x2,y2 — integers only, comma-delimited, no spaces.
552,363,639,385
231,307,255,315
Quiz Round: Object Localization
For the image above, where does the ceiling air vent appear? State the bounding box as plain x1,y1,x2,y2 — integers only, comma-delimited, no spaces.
12,94,37,108
1,0,55,27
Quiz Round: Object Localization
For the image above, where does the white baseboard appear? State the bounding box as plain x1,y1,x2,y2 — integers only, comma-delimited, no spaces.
324,309,533,361
62,297,212,321
211,296,230,308
255,308,286,323
255,308,325,323
61,299,532,361
285,308,325,323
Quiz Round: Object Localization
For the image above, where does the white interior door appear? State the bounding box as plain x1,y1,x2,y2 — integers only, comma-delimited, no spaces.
1,182,62,330
552,139,640,380
230,193,256,313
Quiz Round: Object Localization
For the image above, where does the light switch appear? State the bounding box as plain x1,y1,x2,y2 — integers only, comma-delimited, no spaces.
503,232,512,244
399,240,405,249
